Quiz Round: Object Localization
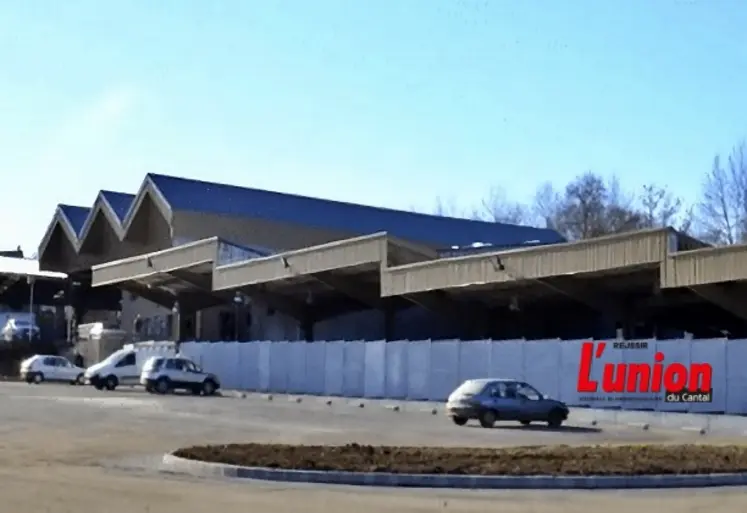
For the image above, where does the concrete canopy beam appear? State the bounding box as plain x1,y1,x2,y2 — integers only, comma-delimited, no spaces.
690,283,747,321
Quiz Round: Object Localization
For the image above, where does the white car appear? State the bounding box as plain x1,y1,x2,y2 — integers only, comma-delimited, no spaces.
140,356,220,396
20,355,85,385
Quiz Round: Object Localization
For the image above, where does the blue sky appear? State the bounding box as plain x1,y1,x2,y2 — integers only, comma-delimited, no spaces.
1,1,746,254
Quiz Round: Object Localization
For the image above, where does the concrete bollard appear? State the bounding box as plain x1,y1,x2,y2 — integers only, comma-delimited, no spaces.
681,426,707,435
627,422,650,430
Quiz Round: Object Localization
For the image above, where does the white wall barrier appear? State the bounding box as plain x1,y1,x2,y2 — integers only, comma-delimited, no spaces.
177,337,746,414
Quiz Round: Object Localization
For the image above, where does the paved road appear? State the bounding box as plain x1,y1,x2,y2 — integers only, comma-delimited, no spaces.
1,382,746,512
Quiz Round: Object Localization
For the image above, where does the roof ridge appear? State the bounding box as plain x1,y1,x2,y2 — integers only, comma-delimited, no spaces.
146,173,549,231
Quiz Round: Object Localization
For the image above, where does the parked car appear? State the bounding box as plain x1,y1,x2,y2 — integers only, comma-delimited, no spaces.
83,341,177,391
19,355,85,385
140,356,220,396
445,378,569,428
2,318,40,342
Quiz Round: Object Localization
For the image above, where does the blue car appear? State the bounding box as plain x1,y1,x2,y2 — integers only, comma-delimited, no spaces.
445,378,569,428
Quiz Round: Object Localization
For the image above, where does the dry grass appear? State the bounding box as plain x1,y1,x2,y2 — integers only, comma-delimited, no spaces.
175,442,747,476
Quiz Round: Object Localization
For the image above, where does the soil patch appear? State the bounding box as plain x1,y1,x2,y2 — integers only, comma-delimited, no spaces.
174,443,747,476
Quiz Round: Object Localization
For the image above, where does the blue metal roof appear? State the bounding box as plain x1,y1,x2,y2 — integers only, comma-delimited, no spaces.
147,173,565,247
58,205,91,236
100,191,135,223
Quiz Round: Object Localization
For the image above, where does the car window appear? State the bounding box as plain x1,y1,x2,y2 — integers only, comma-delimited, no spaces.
165,359,178,370
173,360,186,371
182,360,197,372
115,352,136,367
56,357,71,367
517,383,542,400
42,356,57,366
453,380,488,397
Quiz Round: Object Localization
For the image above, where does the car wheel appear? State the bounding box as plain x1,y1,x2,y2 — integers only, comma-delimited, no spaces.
155,377,171,395
202,379,216,396
72,373,84,385
145,384,154,393
547,409,564,428
32,373,44,384
520,420,531,426
104,375,118,391
479,410,497,428
451,416,468,426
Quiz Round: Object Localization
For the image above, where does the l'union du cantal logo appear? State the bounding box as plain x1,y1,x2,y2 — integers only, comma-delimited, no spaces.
576,341,713,403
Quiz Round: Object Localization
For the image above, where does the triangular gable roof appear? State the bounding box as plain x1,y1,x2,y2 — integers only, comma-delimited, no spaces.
39,173,565,263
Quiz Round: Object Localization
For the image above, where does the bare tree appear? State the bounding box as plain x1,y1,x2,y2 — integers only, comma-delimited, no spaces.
531,181,564,230
696,143,747,244
550,172,642,240
637,183,694,233
432,196,468,218
475,186,530,224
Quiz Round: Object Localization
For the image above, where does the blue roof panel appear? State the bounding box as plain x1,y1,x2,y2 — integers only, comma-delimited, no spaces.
58,205,91,236
100,191,135,223
147,173,565,247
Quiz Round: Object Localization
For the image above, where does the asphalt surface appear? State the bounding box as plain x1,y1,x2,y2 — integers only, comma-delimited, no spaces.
1,382,747,512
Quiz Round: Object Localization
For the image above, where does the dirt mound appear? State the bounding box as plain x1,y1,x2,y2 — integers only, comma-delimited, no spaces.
174,443,747,476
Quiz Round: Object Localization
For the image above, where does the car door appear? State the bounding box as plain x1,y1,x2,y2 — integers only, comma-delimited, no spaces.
482,382,520,419
516,383,547,420
54,357,75,381
41,357,60,380
115,352,138,385
180,359,200,387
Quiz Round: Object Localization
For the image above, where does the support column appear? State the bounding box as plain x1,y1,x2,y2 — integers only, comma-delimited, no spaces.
171,300,181,349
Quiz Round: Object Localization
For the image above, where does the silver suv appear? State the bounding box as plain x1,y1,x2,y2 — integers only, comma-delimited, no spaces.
140,356,220,396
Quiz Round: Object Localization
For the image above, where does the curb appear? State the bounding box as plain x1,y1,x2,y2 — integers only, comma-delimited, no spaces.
160,453,747,490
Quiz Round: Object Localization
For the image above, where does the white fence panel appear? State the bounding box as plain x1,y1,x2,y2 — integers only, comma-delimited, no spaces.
655,339,691,413
217,342,241,390
406,340,431,400
324,341,345,396
258,341,272,392
385,341,408,399
690,338,726,414
286,342,308,394
237,342,260,391
577,339,623,409
428,340,459,401
558,339,583,405
199,342,226,379
726,339,747,415
489,340,524,381
342,341,366,397
269,341,289,393
179,342,203,364
619,339,656,411
304,341,326,395
363,340,387,398
523,340,560,400
458,340,491,383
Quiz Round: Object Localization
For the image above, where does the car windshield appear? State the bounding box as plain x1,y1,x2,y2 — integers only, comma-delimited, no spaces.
14,320,30,326
453,380,489,397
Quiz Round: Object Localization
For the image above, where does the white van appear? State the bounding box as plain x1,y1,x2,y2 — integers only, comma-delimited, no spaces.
83,341,177,391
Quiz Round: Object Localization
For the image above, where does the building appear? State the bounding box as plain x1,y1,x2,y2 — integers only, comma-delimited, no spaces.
38,174,565,342
38,173,747,343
